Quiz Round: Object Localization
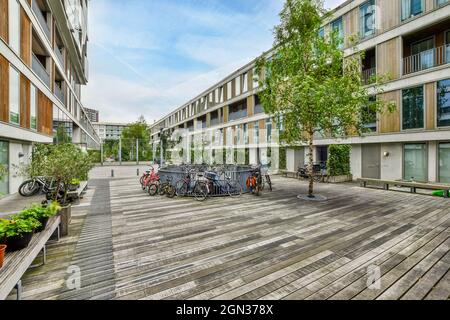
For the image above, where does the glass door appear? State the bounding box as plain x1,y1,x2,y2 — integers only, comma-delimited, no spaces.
411,38,434,72
404,143,427,182
0,141,9,196
439,143,450,183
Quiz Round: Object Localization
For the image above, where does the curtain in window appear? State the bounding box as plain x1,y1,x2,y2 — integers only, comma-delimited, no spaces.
401,0,411,20
439,143,450,183
404,144,427,182
446,32,450,63
360,0,375,38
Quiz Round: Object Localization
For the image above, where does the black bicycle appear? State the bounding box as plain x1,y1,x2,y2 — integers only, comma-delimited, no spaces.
204,171,242,197
175,170,209,202
19,176,57,197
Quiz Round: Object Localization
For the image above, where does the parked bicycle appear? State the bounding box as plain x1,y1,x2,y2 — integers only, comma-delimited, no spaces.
247,165,263,196
204,170,242,198
149,176,176,198
175,169,209,202
297,163,328,182
19,176,58,197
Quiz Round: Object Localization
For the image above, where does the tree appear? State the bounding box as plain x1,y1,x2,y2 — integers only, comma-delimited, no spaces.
256,0,395,198
120,116,153,161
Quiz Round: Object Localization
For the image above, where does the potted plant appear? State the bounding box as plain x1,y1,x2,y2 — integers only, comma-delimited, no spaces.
18,202,61,233
68,178,81,192
0,244,6,269
0,217,41,252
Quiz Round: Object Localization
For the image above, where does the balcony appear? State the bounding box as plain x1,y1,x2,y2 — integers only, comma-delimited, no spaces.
362,67,376,85
32,54,50,87
54,84,65,103
403,44,450,75
54,47,64,67
32,0,51,41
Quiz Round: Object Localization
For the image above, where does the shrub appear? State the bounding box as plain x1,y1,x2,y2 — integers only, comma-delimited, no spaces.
327,145,351,176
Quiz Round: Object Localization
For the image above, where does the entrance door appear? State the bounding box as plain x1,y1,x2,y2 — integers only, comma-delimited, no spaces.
362,144,381,179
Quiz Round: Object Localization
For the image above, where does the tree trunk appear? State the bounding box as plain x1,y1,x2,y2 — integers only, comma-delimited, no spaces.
308,134,314,198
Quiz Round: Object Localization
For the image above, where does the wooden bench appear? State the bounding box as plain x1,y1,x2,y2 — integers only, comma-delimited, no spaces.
280,170,299,179
66,181,88,203
357,178,450,198
0,215,61,300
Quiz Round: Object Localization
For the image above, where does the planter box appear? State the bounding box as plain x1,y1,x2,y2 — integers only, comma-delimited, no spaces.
328,174,353,183
59,205,72,237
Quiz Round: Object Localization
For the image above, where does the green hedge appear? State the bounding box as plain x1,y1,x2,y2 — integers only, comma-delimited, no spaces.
327,144,351,176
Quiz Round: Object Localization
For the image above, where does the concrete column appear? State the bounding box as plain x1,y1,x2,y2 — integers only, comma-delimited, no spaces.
350,144,362,180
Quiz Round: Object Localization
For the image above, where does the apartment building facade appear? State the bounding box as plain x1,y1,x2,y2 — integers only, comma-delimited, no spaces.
83,107,99,123
150,0,450,184
93,122,128,141
0,0,100,194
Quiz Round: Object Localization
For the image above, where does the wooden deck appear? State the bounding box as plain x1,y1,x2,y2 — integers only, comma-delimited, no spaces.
9,174,450,300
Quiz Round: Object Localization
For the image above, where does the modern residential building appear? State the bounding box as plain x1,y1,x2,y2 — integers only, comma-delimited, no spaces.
93,122,128,141
150,0,450,184
83,107,99,123
0,0,100,195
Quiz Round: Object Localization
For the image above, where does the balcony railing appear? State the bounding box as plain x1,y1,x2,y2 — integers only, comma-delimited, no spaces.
32,0,51,41
54,47,64,67
403,44,450,75
54,84,65,103
362,67,376,85
32,54,50,87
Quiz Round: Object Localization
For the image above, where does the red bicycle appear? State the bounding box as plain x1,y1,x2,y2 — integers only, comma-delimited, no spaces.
140,166,159,190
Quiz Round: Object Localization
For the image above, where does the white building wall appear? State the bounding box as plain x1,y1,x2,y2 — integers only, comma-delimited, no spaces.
380,143,403,181
8,142,31,194
350,144,362,179
286,148,305,172
428,141,437,183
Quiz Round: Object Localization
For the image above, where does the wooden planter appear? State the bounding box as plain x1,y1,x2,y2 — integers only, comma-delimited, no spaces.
59,205,72,237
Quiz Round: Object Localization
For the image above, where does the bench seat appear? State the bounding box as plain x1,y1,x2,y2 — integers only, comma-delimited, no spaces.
357,178,450,198
0,215,61,300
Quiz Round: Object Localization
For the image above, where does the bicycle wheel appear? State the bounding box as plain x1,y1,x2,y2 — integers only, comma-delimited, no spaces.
265,175,273,191
175,180,188,197
158,183,168,196
227,181,242,197
166,185,176,198
148,183,158,196
194,182,207,202
19,180,40,197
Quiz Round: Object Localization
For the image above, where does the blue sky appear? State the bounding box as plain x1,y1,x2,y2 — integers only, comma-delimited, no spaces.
82,0,346,124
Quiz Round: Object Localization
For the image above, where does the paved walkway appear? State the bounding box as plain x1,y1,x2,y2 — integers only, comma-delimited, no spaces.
7,166,450,300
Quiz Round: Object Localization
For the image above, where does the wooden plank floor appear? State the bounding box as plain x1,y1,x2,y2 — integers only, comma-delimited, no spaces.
11,175,450,300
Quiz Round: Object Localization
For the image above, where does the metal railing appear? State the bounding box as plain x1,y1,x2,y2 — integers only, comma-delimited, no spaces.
54,47,64,67
54,84,65,103
403,44,450,75
32,0,51,41
32,54,50,87
362,67,376,85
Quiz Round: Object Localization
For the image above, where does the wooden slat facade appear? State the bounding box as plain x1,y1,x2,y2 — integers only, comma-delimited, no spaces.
37,90,53,136
247,95,254,117
343,7,358,48
377,37,401,80
20,73,30,129
20,8,31,67
378,0,400,32
0,0,7,43
379,90,401,133
0,54,8,122
425,82,435,130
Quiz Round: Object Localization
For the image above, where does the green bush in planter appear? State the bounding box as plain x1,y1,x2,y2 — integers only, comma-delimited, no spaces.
0,217,41,239
327,145,351,177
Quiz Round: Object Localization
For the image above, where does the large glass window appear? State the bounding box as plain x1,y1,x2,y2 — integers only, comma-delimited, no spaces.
30,85,37,130
411,38,434,71
446,31,450,64
439,143,450,183
266,118,272,142
404,143,427,182
9,66,20,125
401,0,423,21
0,141,8,195
254,95,264,114
437,0,449,6
402,86,424,130
362,96,377,132
8,0,20,53
228,100,247,121
331,17,344,48
318,27,325,39
360,0,375,39
438,79,450,127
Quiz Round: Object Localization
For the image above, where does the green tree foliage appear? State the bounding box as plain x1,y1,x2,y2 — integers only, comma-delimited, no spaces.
256,0,395,197
120,116,153,161
327,144,351,176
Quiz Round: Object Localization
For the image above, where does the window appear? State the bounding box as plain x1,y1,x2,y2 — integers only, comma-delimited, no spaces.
254,122,259,144
244,123,249,144
437,79,450,127
318,27,325,39
235,76,241,96
228,100,247,121
331,17,343,48
227,82,232,100
9,66,20,125
411,38,434,71
439,143,450,183
360,0,375,39
0,141,9,195
253,68,259,89
266,118,272,142
243,73,248,92
362,96,377,132
402,86,424,130
401,0,423,21
404,143,427,182
30,85,37,130
219,86,224,103
437,0,449,5
8,0,20,53
254,95,264,114
446,31,450,64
